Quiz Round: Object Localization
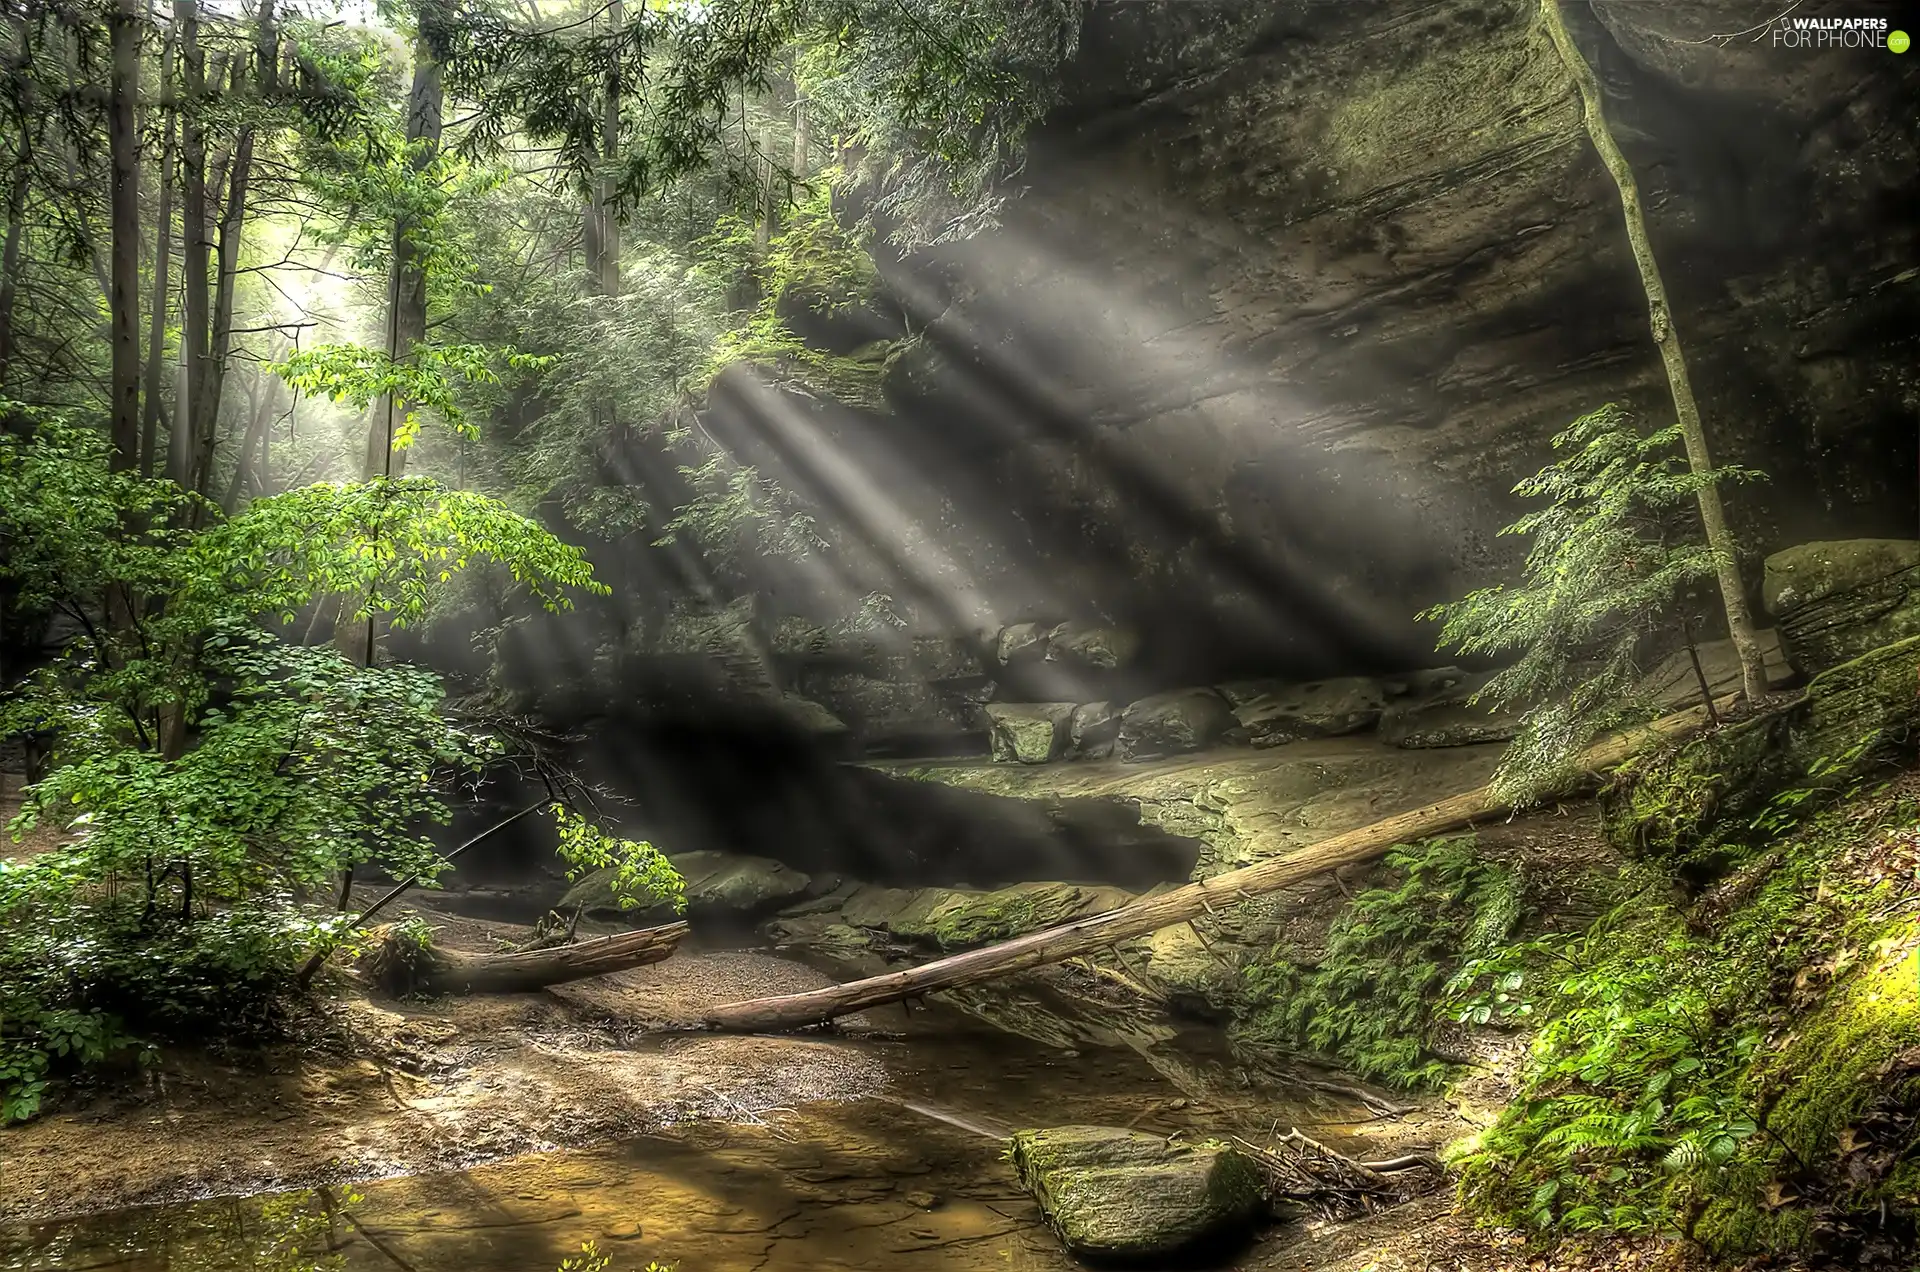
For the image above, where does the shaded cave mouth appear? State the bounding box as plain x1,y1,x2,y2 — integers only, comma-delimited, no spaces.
440,713,1203,908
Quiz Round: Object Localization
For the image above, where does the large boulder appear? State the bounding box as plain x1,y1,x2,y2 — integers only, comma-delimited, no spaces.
1009,1126,1265,1260
1378,670,1517,748
1218,675,1387,747
1067,701,1120,758
562,850,812,921
1763,539,1920,676
986,702,1076,763
1044,622,1141,672
1117,689,1234,761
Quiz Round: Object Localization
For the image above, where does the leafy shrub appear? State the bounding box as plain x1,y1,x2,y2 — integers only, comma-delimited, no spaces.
0,889,323,1120
1236,835,1523,1090
1455,792,1920,1255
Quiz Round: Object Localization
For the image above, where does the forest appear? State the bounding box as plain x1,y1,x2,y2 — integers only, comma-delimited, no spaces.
1,1,1917,1270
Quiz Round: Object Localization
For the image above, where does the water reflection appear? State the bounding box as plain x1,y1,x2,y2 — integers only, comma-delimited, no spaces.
1,990,1382,1271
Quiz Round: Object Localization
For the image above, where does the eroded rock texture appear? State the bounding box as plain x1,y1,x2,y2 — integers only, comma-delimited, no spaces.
706,0,1916,692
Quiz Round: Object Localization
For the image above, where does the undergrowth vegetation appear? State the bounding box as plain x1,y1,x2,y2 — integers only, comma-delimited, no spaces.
1454,767,1920,1262
1236,835,1525,1090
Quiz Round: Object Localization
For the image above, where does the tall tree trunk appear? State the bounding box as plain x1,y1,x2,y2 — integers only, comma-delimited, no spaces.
1539,0,1768,704
106,0,142,471
791,90,809,186
193,0,276,502
598,0,622,299
140,107,176,478
0,149,31,396
361,28,443,482
342,23,443,665
170,0,208,489
0,11,30,400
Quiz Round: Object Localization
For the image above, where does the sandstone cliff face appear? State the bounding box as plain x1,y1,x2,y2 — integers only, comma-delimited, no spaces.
723,0,1917,690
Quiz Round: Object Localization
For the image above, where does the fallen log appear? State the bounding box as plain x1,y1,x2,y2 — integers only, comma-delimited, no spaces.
363,920,689,996
694,700,1729,1032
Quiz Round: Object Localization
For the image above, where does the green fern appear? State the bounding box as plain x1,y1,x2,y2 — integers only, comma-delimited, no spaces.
1236,836,1522,1090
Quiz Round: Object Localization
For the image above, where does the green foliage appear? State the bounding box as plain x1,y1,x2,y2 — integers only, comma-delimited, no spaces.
1236,836,1523,1090
1455,793,1920,1255
0,421,620,1121
275,341,553,449
551,803,684,915
794,0,1086,246
1418,404,1763,807
0,900,319,1122
196,475,609,629
695,184,891,408
655,450,828,563
555,1242,674,1272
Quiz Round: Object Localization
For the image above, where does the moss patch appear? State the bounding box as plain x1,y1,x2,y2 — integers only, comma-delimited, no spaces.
1603,636,1920,874
1456,771,1920,1261
1008,1126,1265,1260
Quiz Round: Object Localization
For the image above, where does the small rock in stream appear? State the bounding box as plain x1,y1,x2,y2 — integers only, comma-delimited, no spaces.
1008,1125,1265,1260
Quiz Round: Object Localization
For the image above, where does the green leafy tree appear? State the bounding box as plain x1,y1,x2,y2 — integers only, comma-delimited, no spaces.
1418,404,1762,807
0,412,663,1122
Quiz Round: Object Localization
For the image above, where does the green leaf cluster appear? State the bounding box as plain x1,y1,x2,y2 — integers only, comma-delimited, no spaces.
0,417,625,1121
1419,404,1763,807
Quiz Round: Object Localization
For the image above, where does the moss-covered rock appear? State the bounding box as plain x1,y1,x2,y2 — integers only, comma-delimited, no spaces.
1604,636,1920,871
562,850,812,920
1117,689,1233,761
834,880,1133,950
985,702,1075,763
1763,539,1920,676
1008,1126,1265,1260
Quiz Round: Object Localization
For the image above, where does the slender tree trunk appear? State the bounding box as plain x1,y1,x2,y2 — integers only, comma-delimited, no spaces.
341,28,443,665
791,90,809,186
106,0,142,470
361,30,442,482
221,367,277,514
0,12,30,400
193,0,276,503
1539,0,1768,703
692,697,1729,1032
598,0,622,299
0,152,31,395
140,109,175,478
170,0,208,489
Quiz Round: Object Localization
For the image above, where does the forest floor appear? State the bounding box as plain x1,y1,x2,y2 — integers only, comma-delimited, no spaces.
0,781,1859,1272
0,896,889,1222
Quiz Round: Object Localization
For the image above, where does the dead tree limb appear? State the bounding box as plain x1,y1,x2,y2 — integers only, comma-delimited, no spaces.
363,920,688,996
692,700,1726,1032
297,799,549,988
1233,1130,1439,1220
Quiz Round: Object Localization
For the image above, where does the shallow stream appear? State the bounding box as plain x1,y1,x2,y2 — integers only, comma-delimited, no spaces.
0,976,1389,1272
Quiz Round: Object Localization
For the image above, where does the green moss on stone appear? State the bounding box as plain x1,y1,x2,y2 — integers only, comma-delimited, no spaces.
1603,637,1920,871
1008,1126,1264,1259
